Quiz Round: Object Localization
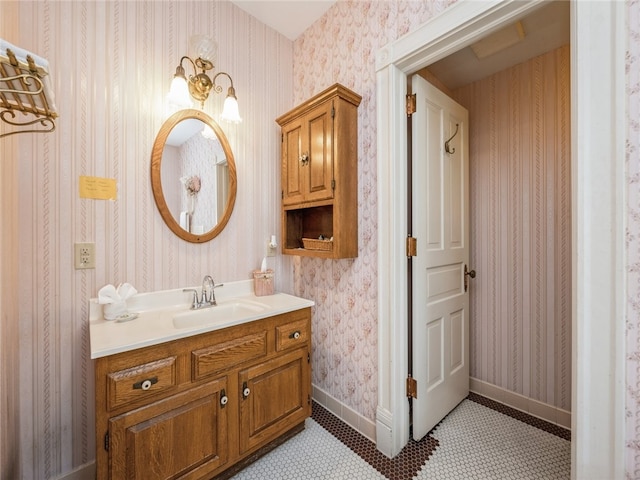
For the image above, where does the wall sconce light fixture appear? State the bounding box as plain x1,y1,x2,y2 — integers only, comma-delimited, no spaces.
167,38,241,123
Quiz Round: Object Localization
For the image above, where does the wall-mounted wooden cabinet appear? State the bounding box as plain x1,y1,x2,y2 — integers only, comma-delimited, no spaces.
94,309,311,480
276,84,361,259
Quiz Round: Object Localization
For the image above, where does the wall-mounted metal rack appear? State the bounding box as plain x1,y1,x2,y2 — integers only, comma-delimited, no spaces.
0,45,57,139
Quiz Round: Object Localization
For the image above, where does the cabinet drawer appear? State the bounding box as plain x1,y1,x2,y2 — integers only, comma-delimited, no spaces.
276,318,309,351
192,332,267,381
107,356,177,410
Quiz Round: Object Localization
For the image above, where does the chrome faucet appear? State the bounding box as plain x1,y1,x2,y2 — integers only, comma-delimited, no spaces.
183,275,223,310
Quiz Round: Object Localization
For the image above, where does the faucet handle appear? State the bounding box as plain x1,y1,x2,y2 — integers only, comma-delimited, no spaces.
183,288,199,309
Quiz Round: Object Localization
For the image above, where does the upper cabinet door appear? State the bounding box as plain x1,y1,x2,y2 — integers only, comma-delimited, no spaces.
281,100,334,206
304,100,334,203
282,117,304,205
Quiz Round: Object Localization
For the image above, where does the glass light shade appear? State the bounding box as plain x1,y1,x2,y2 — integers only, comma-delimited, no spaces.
167,75,192,109
190,35,218,63
220,94,242,123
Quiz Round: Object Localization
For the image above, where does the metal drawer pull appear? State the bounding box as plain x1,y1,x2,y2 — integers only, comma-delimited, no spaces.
242,382,251,399
289,331,301,340
133,377,158,391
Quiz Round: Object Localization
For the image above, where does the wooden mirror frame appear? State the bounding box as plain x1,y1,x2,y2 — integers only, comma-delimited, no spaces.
150,109,237,243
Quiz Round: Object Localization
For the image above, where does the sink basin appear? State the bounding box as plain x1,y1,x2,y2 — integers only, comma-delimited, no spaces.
172,299,270,329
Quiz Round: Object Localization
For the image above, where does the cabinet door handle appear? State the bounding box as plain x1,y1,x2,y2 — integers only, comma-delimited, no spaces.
289,331,301,340
133,377,158,391
220,389,228,407
299,152,309,165
242,381,251,399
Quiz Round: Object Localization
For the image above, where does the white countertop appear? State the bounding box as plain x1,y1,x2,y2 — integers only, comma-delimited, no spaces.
89,280,314,359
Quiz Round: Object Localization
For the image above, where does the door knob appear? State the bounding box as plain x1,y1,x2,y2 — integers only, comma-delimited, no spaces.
464,264,476,292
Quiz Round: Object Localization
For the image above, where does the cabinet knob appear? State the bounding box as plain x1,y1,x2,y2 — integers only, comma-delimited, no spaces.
242,381,251,399
220,393,228,407
289,331,301,340
299,153,309,165
133,377,158,391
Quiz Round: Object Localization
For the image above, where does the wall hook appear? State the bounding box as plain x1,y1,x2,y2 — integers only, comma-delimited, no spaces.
444,123,459,154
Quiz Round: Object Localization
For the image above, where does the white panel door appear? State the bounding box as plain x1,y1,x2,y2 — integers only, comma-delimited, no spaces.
412,74,470,441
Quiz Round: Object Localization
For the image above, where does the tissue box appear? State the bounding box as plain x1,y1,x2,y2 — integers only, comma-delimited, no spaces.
253,269,274,296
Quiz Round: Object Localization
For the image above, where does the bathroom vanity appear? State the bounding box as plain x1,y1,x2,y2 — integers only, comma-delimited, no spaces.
90,282,313,480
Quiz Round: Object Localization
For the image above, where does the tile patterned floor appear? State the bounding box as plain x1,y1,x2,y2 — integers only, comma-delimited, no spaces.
229,394,571,479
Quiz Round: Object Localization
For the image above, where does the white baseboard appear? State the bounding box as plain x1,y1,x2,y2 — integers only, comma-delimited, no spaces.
470,377,571,429
53,462,95,480
312,384,377,442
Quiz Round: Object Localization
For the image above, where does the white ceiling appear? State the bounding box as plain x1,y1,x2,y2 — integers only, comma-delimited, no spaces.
229,1,568,89
425,1,569,90
230,1,336,41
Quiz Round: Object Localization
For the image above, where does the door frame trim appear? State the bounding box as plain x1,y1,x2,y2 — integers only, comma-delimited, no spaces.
375,1,626,478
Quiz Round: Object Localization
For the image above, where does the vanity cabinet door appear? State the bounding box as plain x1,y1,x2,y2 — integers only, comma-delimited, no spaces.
108,378,228,480
238,347,311,454
281,100,334,206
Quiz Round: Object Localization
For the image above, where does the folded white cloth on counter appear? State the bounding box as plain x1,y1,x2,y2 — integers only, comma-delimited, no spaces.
98,283,138,320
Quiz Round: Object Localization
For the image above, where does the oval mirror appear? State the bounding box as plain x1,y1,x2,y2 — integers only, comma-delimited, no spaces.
150,109,237,243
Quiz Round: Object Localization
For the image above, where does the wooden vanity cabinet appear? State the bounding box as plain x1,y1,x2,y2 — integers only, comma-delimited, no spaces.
276,83,361,259
94,308,311,480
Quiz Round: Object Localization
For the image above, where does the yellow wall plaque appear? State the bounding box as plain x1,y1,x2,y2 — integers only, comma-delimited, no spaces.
79,176,117,200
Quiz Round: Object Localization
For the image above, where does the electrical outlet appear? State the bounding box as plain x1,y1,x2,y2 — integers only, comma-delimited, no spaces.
74,242,95,269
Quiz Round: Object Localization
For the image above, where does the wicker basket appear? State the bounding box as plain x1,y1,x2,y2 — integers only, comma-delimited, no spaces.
302,237,333,251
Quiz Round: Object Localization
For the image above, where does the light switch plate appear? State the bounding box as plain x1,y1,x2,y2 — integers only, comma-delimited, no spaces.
74,242,95,269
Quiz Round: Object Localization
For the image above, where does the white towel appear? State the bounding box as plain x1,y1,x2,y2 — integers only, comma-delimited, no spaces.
0,38,57,114
98,283,138,320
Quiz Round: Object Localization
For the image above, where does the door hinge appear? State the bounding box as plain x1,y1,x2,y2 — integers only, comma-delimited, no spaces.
104,431,110,451
406,376,417,399
331,106,335,118
281,132,283,143
406,236,417,257
307,352,310,363
406,93,416,116
331,179,335,191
